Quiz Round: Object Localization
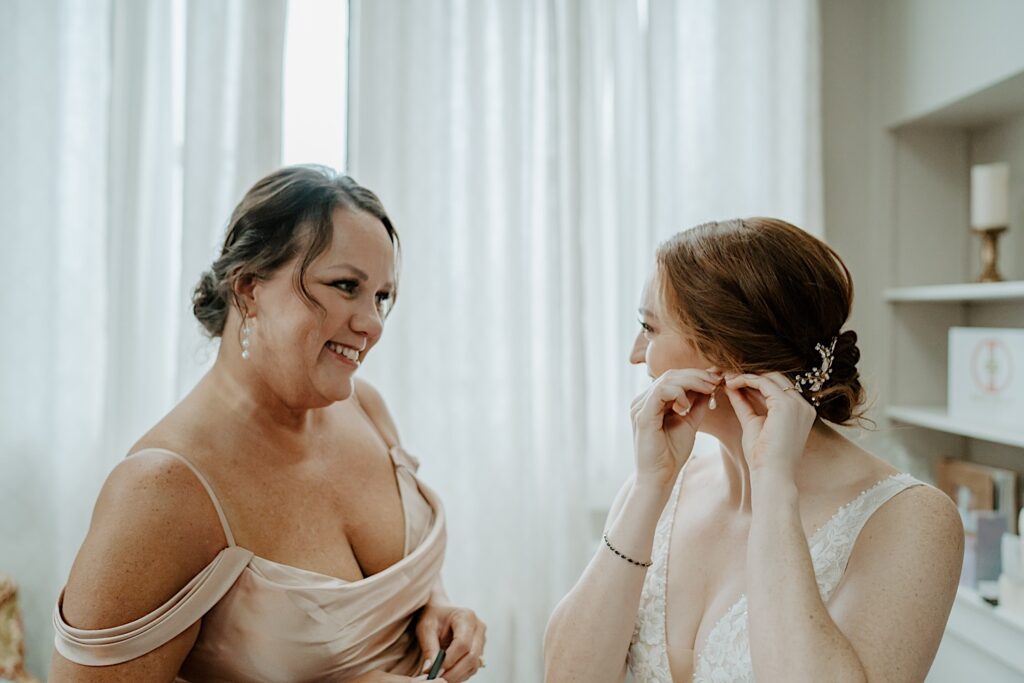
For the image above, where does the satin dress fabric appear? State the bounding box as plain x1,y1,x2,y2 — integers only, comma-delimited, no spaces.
54,445,446,683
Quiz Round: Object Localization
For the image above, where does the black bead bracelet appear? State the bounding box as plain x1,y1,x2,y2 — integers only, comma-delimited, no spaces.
602,532,653,568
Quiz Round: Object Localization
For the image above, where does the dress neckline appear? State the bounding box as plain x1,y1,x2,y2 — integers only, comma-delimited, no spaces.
127,445,438,588
247,490,442,589
661,462,908,681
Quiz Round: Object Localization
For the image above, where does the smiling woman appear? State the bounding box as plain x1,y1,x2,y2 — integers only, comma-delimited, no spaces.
190,167,400,406
49,166,486,683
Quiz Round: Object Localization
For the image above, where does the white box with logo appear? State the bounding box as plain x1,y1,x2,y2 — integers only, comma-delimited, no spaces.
948,327,1024,429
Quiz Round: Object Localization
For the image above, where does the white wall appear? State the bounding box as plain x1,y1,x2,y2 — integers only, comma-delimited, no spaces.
875,0,1024,127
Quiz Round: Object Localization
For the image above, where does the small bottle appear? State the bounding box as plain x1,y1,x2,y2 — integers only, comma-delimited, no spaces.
957,486,977,588
1019,505,1024,570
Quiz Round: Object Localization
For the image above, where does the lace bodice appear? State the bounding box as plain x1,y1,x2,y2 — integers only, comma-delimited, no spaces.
628,465,922,683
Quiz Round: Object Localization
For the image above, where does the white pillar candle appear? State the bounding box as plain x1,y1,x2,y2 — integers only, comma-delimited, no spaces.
971,162,1010,229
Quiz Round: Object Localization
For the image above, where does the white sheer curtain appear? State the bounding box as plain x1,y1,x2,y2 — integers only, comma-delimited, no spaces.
0,1,285,677
1,3,111,677
348,1,821,680
177,0,288,395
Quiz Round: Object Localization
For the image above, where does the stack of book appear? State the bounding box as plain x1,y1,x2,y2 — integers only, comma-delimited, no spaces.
937,458,1023,616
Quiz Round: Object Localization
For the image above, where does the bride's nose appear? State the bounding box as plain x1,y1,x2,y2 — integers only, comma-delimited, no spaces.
629,331,648,365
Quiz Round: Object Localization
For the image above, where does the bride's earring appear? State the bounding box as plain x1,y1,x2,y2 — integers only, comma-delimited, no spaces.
708,388,718,410
241,320,252,360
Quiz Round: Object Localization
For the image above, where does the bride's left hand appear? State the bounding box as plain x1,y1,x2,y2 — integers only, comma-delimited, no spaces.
415,603,486,682
723,371,817,478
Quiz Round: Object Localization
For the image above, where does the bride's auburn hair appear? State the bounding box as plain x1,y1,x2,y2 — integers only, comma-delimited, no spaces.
656,217,865,425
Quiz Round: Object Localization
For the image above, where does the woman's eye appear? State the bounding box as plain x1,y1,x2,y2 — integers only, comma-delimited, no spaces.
330,279,358,294
375,292,392,311
638,319,654,334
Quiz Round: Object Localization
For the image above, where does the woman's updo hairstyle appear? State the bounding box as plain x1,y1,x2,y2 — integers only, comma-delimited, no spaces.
192,164,399,338
656,217,865,425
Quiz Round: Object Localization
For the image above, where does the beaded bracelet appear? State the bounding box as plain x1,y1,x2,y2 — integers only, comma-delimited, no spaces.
602,532,653,568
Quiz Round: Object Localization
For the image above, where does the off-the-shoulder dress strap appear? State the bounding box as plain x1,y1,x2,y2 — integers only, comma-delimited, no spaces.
53,546,253,666
54,448,253,666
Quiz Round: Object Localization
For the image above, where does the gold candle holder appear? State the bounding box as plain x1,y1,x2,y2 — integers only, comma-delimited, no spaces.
972,225,1008,283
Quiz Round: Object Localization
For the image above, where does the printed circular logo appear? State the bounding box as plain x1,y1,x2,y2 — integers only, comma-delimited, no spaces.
970,338,1013,395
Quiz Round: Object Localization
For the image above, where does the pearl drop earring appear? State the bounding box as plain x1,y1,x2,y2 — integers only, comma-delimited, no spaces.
708,391,718,410
241,320,252,360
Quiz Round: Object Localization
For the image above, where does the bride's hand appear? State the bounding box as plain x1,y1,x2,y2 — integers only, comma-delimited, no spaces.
631,368,721,493
723,371,816,477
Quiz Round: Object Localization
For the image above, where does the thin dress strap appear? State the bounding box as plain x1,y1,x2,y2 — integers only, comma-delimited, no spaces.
350,387,419,471
129,448,236,547
811,472,923,600
351,387,397,449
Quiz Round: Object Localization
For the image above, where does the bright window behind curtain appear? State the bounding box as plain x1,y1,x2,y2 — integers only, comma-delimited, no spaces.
282,0,349,170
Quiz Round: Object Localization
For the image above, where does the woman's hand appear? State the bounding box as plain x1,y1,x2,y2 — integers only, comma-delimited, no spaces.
346,670,446,682
723,371,816,477
415,604,486,682
630,368,721,493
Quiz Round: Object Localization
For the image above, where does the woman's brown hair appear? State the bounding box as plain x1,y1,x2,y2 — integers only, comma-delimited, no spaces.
656,217,864,425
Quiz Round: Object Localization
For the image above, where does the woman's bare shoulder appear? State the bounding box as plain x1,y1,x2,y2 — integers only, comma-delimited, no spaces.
829,477,962,674
815,427,903,494
61,450,227,630
129,388,230,458
863,481,961,542
350,377,401,445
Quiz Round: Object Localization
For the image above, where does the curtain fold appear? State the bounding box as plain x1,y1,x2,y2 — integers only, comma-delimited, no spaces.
1,2,112,677
0,1,286,677
101,0,178,478
348,1,821,680
177,0,287,396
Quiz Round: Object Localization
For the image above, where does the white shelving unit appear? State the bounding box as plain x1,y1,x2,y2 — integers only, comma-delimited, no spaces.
880,63,1024,683
886,405,1024,449
885,281,1024,303
933,587,1024,679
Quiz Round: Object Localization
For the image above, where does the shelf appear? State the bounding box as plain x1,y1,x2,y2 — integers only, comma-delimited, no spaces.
891,70,1024,130
945,586,1024,675
885,281,1024,303
886,405,1024,448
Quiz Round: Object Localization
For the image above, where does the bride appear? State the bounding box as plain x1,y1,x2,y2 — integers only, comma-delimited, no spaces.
544,218,962,683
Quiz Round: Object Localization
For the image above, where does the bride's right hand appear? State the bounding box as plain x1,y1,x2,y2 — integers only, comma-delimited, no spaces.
346,671,446,682
630,368,721,493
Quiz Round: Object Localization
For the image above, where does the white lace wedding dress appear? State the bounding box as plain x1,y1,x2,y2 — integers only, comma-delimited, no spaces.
627,463,922,682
